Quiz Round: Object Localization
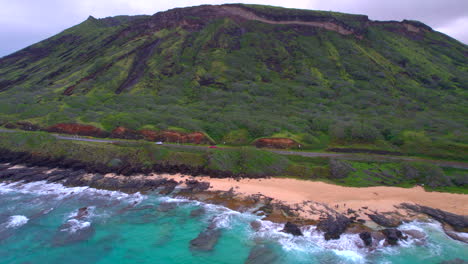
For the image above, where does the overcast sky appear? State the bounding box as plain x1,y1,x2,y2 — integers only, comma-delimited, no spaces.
0,0,466,57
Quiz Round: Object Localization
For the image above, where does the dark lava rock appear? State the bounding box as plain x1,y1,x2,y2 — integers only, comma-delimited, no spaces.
185,179,210,193
282,222,303,236
382,228,406,246
189,208,206,218
401,203,468,232
245,244,279,264
157,202,178,212
359,232,372,247
367,213,402,227
317,214,351,240
250,220,262,232
189,227,222,251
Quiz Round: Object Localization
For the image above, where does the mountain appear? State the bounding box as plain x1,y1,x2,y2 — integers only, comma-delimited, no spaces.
0,4,466,154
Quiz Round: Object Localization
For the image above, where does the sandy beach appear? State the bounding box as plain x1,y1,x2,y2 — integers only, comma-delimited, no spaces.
163,174,468,218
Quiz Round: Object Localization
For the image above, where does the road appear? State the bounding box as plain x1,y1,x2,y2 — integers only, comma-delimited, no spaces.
1,128,467,169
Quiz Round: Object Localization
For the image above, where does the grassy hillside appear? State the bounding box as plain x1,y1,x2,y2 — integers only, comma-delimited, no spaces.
0,4,466,157
0,131,466,193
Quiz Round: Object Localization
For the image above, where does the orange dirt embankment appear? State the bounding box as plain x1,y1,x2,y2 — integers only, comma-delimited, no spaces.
46,123,109,138
254,138,300,149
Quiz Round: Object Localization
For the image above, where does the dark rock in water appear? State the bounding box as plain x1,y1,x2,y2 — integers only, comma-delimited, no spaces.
189,227,222,251
158,181,178,195
439,259,468,264
76,207,89,220
382,228,406,246
282,222,303,236
442,224,468,244
189,208,206,218
245,244,279,264
402,229,426,240
317,214,351,240
359,232,372,247
401,203,468,232
157,202,178,212
52,222,95,246
250,220,262,232
367,213,402,227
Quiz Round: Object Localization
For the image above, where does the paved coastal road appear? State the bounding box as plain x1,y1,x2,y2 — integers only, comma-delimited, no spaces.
1,129,467,169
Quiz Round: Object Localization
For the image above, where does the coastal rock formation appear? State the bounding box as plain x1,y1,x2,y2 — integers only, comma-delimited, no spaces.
317,213,351,240
359,232,372,247
367,213,402,227
382,228,406,246
45,123,109,138
401,203,468,232
189,221,222,251
254,138,300,149
282,222,303,236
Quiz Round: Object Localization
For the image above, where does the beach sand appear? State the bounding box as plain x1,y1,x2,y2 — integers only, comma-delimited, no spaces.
163,174,467,218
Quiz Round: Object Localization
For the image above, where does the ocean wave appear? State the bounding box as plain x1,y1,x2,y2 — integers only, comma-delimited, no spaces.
0,181,145,205
5,215,29,228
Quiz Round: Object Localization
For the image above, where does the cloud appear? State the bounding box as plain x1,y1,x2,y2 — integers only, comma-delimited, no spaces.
0,0,466,56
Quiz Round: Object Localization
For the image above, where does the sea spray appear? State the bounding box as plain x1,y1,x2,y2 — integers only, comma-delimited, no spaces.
0,181,466,264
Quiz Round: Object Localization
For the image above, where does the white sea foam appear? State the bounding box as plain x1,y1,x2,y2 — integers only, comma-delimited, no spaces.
5,215,29,228
61,219,91,233
0,181,145,204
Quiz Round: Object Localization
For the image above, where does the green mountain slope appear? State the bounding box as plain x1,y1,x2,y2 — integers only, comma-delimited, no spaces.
0,4,467,155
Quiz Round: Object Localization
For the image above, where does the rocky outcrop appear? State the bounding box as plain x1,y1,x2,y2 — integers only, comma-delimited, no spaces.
359,232,372,246
382,228,407,246
46,123,109,138
189,220,222,251
317,214,351,240
401,203,468,232
367,213,402,227
110,126,143,140
254,138,300,149
282,222,303,236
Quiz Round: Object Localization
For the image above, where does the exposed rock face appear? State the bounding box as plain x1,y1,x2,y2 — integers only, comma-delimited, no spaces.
254,138,300,149
282,222,303,236
382,228,406,246
5,122,41,131
367,213,402,227
46,123,109,138
317,214,351,240
401,203,468,232
359,231,372,246
110,126,143,140
140,129,158,141
154,131,213,144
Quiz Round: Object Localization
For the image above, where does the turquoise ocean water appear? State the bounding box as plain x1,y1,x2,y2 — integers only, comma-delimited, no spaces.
0,180,466,264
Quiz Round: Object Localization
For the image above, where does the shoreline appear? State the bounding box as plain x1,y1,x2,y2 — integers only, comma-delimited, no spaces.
1,163,467,245
164,174,467,217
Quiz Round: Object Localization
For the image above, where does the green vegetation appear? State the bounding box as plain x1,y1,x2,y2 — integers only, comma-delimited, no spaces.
1,130,465,193
0,4,466,161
